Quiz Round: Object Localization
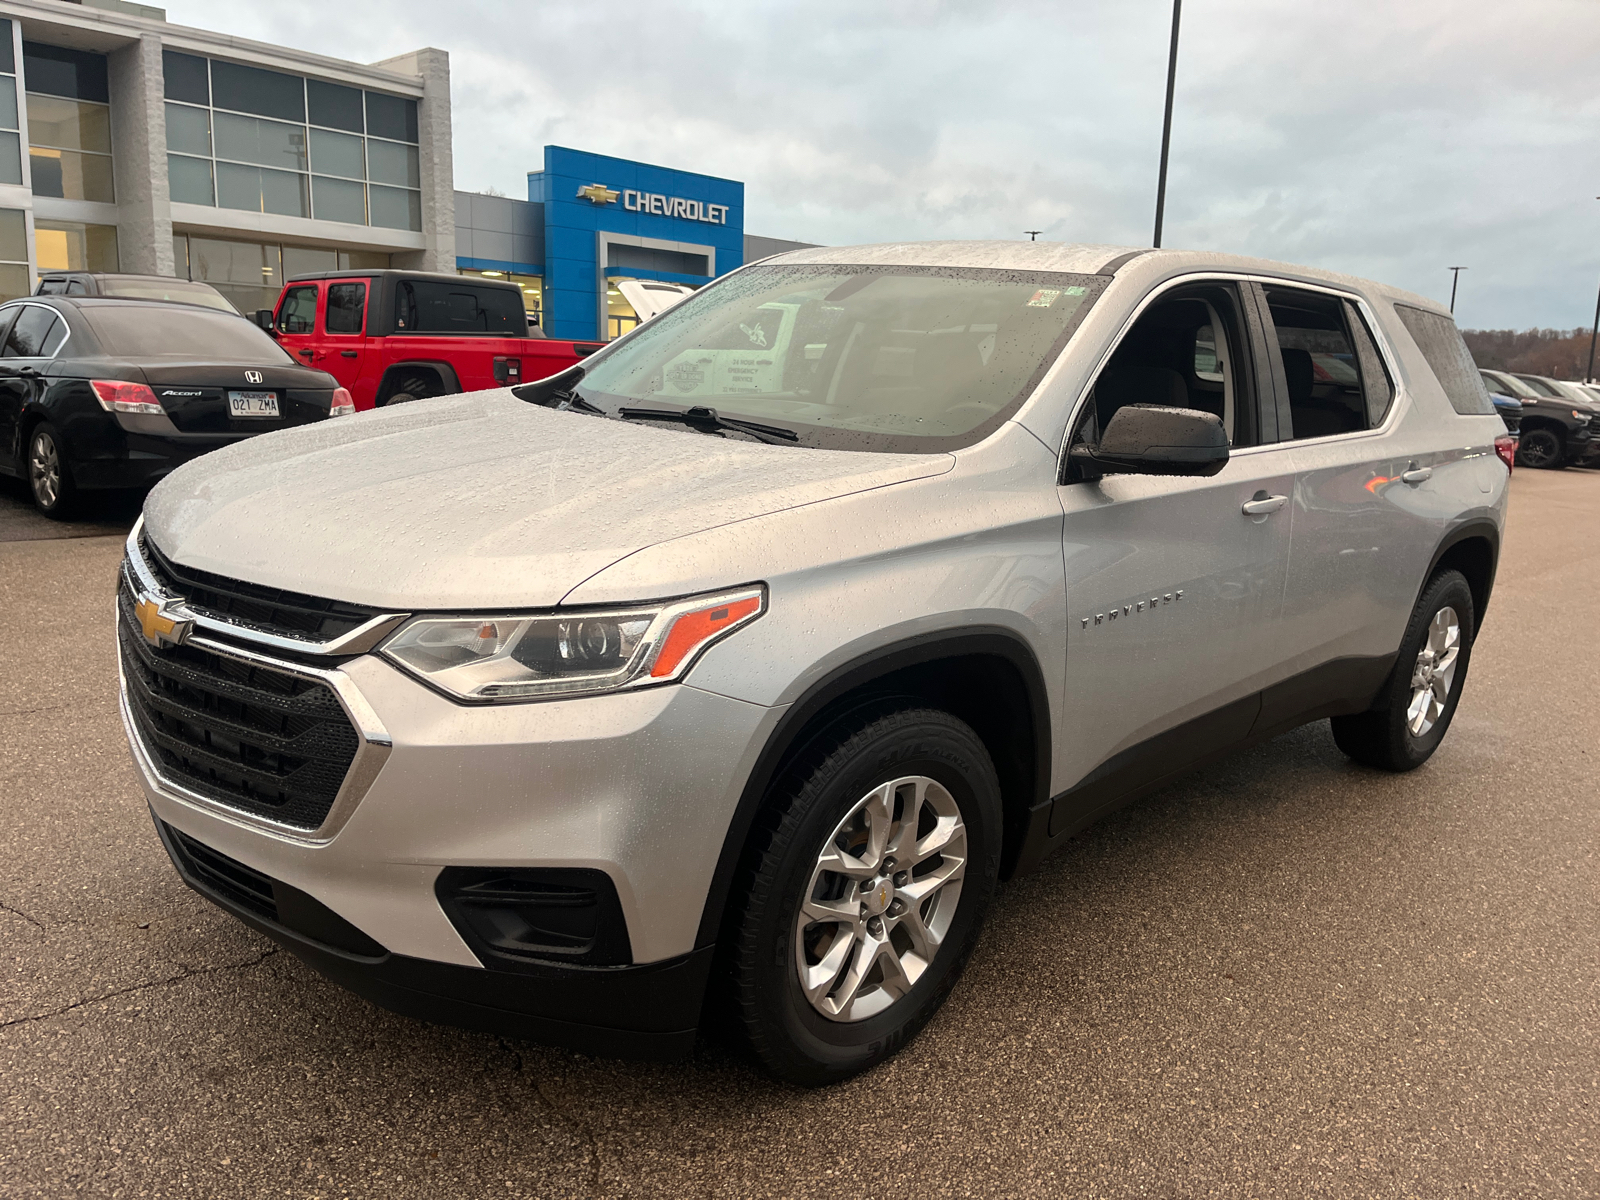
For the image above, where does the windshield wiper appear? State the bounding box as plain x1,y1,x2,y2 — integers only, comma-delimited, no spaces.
512,366,611,417
616,404,799,443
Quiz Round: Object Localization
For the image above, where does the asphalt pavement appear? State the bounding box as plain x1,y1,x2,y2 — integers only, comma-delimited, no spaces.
1,469,1596,1199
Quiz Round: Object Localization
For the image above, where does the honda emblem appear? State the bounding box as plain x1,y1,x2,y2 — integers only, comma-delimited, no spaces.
245,370,264,384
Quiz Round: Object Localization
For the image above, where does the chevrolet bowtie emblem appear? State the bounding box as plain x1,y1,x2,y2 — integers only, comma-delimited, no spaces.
135,592,193,649
576,182,620,206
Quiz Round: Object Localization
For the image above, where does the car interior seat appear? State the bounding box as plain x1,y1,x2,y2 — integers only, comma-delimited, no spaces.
1281,346,1361,439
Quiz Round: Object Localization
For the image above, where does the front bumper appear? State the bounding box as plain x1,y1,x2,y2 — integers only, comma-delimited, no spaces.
122,633,781,1052
152,814,713,1056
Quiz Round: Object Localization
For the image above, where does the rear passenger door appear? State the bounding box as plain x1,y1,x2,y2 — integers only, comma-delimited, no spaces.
1258,282,1444,707
0,304,63,467
319,279,372,401
1053,279,1300,827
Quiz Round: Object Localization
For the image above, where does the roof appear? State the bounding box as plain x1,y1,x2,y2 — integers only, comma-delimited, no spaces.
763,241,1449,316
285,269,520,291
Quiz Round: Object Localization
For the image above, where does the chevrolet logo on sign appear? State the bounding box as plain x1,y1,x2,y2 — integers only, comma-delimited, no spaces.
135,593,193,649
576,183,620,206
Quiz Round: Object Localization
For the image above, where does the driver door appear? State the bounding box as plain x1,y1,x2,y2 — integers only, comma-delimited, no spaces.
1052,280,1298,834
274,282,321,369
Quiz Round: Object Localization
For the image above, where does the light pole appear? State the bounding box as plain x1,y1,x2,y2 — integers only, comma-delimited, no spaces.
1448,266,1467,314
1587,197,1600,384
1151,0,1183,248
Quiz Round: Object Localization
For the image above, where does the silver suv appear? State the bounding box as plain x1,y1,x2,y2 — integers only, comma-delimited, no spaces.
117,242,1509,1084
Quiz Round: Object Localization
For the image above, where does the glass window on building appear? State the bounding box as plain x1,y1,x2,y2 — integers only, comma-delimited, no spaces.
0,21,21,187
174,232,391,313
35,219,118,273
23,42,113,204
162,51,422,231
458,268,543,329
0,208,29,301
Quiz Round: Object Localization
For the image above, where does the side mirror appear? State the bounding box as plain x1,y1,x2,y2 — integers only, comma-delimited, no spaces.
254,309,277,333
1070,404,1229,478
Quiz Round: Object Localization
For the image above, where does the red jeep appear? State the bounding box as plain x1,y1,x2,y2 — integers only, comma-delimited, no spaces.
264,271,602,410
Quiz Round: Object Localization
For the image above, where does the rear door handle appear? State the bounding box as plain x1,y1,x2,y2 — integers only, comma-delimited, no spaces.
340,350,358,358
1241,493,1287,515
297,348,315,359
1401,466,1432,484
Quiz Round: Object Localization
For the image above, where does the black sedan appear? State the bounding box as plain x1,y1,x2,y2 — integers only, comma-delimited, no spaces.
0,295,353,517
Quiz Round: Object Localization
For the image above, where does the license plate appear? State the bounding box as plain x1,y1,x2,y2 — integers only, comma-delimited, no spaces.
228,391,280,418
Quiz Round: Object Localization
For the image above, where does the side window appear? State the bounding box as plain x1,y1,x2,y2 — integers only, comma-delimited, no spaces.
4,306,59,357
1513,374,1561,398
1393,304,1495,415
276,284,319,334
37,278,66,295
325,282,366,334
1066,282,1258,478
395,280,523,334
65,279,88,296
1262,286,1370,440
1344,301,1394,426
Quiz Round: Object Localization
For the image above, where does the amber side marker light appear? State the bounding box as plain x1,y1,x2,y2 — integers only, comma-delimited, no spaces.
651,595,763,678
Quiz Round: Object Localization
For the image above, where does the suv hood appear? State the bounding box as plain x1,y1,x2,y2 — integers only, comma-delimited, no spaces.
143,390,954,610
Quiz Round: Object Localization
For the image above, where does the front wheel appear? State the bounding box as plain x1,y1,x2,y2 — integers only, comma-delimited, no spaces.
726,707,1001,1085
1515,427,1564,469
1331,569,1476,771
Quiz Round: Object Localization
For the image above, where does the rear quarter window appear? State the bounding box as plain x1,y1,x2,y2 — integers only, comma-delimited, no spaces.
395,281,523,335
1394,303,1495,416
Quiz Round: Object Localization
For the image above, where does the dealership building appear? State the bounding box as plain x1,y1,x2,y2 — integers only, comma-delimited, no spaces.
0,0,811,338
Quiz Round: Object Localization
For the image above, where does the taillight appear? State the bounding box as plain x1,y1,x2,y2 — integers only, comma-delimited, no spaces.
329,386,355,417
1493,435,1516,472
91,379,163,414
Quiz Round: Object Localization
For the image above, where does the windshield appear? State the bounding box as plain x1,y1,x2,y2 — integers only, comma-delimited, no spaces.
572,264,1106,452
96,278,238,313
80,305,294,362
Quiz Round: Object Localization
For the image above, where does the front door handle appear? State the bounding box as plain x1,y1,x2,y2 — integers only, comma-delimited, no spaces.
1241,492,1288,516
1401,465,1432,484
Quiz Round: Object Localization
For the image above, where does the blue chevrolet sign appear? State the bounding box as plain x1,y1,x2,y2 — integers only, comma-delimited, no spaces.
531,146,744,341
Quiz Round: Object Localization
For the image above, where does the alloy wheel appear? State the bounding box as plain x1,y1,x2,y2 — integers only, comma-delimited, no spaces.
1407,605,1461,737
794,774,967,1022
1516,429,1561,469
29,431,60,509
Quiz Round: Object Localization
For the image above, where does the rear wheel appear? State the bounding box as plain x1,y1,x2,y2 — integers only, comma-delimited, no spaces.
1515,427,1563,469
1331,569,1475,771
27,423,76,519
727,707,1001,1085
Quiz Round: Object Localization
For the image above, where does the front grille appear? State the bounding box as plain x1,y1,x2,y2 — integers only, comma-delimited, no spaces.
119,584,360,830
140,534,379,643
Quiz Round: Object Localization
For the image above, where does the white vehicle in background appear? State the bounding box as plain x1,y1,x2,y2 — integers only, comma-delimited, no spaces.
616,279,696,323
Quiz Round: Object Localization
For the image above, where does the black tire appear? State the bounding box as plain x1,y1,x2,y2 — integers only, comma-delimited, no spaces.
382,391,420,406
1515,427,1564,469
1331,569,1476,771
726,706,1002,1086
27,422,77,519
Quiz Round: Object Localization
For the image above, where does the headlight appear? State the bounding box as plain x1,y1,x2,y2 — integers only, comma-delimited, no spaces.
379,585,765,702
1572,411,1590,422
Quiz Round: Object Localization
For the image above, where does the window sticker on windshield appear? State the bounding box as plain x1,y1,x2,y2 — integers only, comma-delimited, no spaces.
1027,289,1062,308
1065,286,1087,296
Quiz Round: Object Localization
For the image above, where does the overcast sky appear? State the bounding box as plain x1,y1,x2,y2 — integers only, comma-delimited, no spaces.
165,0,1600,331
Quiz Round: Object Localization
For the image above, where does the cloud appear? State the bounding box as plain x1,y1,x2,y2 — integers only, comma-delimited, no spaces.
163,0,1600,328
